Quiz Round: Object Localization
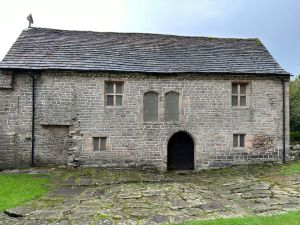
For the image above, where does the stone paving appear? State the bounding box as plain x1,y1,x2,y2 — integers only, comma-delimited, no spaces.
0,164,300,225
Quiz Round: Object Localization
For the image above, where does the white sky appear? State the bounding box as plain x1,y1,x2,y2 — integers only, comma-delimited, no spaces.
0,0,299,76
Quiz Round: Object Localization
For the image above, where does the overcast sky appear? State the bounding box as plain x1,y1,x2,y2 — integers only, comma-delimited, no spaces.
0,0,299,76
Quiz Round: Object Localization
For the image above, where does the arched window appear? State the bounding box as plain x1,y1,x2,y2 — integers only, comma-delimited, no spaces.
165,91,179,121
143,91,159,122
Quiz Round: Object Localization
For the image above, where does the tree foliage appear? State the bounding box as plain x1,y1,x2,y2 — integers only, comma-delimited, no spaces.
290,75,300,131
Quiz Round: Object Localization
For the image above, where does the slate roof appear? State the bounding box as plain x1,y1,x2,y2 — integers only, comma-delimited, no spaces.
0,27,289,75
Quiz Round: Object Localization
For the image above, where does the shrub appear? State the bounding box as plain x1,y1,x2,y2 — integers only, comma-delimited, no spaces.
290,131,300,143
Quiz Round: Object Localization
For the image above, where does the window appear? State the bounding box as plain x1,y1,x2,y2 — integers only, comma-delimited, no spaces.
93,137,107,151
233,134,245,148
232,83,247,106
165,91,179,121
143,91,158,122
105,82,123,106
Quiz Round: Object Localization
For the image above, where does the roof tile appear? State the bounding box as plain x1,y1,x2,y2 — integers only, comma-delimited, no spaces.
0,27,289,75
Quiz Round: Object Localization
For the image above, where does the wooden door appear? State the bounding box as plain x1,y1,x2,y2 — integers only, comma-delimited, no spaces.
167,131,194,170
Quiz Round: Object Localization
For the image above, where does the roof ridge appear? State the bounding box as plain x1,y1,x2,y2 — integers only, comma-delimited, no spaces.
24,26,260,41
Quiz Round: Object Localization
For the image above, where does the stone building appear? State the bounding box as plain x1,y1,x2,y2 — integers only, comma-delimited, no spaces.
0,27,290,171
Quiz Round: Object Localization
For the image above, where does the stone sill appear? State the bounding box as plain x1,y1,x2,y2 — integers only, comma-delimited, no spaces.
143,122,181,125
232,106,250,110
0,86,12,89
104,106,125,109
40,121,70,126
233,147,247,150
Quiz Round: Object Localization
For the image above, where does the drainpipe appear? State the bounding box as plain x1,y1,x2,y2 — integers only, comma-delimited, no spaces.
30,74,36,167
282,79,286,164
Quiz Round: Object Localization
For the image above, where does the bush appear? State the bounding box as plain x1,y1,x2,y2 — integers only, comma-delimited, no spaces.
290,131,300,143
290,77,300,131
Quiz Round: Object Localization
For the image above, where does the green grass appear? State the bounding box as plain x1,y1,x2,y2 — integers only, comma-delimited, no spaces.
0,173,50,212
280,161,300,175
170,210,300,225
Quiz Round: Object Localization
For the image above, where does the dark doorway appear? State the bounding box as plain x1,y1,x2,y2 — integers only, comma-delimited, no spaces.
167,131,194,170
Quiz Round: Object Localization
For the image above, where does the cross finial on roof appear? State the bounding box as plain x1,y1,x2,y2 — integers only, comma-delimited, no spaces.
27,14,34,28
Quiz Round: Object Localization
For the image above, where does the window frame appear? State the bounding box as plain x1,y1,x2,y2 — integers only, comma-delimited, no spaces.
232,83,247,107
233,134,246,148
92,136,107,151
143,91,159,122
105,81,124,107
164,91,180,122
99,137,107,151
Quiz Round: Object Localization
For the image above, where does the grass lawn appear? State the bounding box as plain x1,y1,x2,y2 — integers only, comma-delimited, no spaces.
171,210,300,225
280,161,300,175
0,173,50,212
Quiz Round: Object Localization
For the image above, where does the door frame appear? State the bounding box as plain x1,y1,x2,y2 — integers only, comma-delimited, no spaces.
164,130,197,171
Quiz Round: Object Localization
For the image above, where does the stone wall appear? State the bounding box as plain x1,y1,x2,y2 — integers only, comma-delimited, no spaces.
0,71,290,170
290,144,300,160
0,73,32,169
0,73,13,89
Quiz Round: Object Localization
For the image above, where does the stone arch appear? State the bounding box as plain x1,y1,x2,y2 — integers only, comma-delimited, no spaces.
167,131,195,170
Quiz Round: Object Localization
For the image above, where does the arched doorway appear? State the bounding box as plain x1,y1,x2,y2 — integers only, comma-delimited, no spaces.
167,131,194,170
